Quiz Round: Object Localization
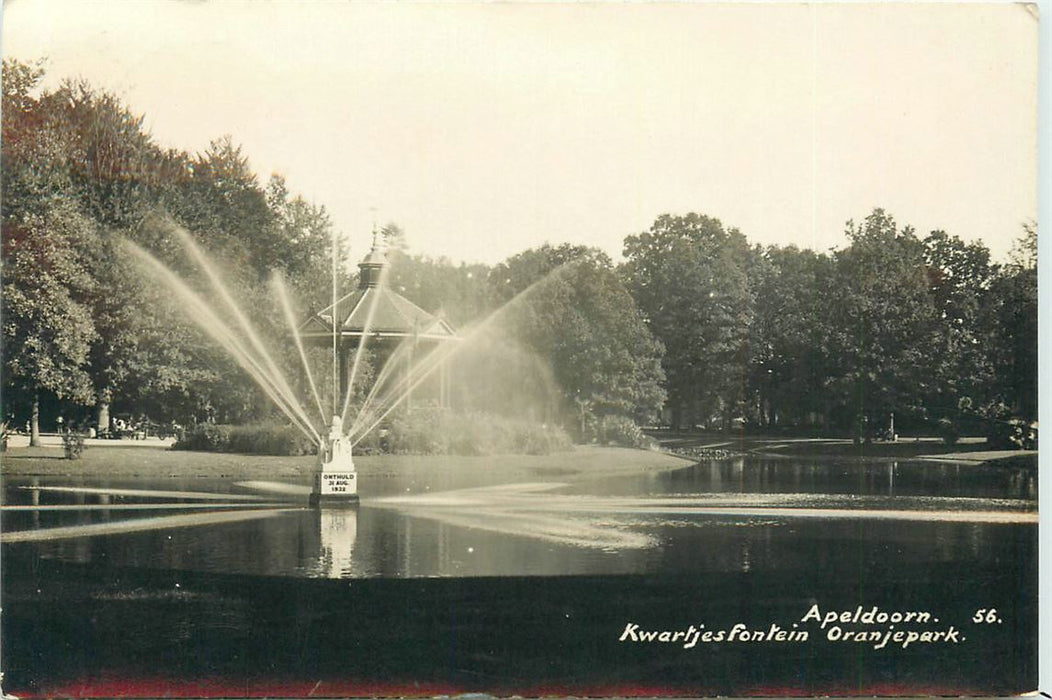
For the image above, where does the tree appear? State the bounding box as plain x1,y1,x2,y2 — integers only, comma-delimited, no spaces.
2,201,99,443
920,230,995,427
55,78,168,229
2,60,102,442
828,209,939,436
2,60,78,217
384,251,491,329
747,245,837,428
981,224,1037,422
164,135,275,275
489,244,666,428
2,61,339,430
265,174,331,280
380,221,409,254
621,213,753,429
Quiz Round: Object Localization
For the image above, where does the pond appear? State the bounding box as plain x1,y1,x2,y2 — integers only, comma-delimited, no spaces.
0,454,1037,695
0,456,1035,576
1,456,1036,579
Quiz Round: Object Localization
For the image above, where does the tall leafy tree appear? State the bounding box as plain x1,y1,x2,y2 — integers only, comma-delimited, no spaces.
828,209,939,434
2,60,100,441
622,213,753,429
981,224,1037,422
747,245,837,427
2,201,99,443
2,60,204,429
489,244,666,426
265,175,331,281
56,78,170,229
920,230,995,425
2,61,338,430
384,250,491,329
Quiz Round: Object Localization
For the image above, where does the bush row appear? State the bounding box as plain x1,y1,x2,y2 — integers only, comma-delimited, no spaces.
355,409,573,456
171,411,656,456
173,422,315,456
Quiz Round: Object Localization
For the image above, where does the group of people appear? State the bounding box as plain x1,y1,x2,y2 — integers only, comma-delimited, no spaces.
103,415,151,439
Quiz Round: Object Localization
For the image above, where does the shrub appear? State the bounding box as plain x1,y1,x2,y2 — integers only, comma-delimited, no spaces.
173,423,313,456
62,430,85,460
386,410,449,455
378,408,571,456
173,423,231,452
936,417,959,446
226,424,315,456
592,414,655,449
986,418,1033,451
512,420,573,455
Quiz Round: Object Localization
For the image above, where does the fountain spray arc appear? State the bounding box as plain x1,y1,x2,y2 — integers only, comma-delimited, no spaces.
127,218,570,508
126,218,458,507
309,226,365,506
304,226,458,505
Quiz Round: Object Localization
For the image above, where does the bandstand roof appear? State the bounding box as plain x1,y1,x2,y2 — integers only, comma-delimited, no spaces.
300,238,457,344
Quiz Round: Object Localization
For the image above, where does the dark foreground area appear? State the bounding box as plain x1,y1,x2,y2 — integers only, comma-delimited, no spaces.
2,550,1035,697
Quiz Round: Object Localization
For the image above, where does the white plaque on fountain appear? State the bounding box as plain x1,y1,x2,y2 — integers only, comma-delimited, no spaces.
320,470,357,496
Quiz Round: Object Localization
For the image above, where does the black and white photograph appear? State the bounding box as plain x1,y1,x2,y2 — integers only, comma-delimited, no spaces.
0,1,1041,696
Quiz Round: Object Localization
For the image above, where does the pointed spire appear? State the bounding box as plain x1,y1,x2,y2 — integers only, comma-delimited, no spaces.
358,226,388,289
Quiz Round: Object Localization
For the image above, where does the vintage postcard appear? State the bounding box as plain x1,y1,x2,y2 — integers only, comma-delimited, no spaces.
0,1,1040,696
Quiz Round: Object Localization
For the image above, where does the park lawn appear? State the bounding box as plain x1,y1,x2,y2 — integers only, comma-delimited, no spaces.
1,445,315,478
754,438,1018,460
746,437,1037,468
758,438,986,457
648,430,1036,466
0,443,690,482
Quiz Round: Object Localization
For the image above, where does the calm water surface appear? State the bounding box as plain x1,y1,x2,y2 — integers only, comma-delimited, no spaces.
1,456,1036,579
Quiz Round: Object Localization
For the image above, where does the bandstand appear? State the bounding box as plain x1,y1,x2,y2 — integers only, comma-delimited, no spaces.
300,235,458,409
300,235,457,505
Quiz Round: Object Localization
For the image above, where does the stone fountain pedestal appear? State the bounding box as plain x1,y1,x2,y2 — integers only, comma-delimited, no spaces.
310,465,358,506
310,417,359,507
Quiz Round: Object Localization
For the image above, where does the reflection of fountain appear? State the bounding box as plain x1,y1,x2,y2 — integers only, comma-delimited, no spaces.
317,506,359,578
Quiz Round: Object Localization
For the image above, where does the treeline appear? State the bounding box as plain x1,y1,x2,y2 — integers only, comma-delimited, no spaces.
621,212,1036,436
2,60,337,441
381,210,1035,439
1,60,1037,444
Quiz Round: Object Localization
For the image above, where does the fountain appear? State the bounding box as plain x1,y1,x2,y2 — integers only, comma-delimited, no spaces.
299,229,459,505
310,415,358,505
125,222,524,506
122,219,579,508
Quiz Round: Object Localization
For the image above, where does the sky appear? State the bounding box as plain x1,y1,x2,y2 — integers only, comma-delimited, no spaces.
0,0,1040,265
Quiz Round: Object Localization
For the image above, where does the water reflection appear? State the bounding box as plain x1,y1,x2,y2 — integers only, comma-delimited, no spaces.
1,456,1037,579
316,508,357,578
588,456,1037,500
3,508,297,543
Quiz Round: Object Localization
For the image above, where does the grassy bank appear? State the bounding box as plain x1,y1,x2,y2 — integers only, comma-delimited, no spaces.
3,436,1031,485
0,443,689,483
755,438,993,459
1,444,314,478
649,431,1037,466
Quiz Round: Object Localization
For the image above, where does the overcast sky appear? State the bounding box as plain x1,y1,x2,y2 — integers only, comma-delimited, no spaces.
1,1,1039,264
